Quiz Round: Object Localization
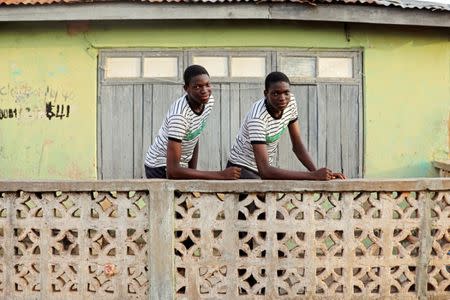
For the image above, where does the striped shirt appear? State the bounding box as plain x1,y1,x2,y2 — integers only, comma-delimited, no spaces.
228,96,298,173
144,94,214,168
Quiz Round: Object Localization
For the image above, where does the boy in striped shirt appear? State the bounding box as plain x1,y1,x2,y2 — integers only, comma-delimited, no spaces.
228,71,344,180
145,65,240,179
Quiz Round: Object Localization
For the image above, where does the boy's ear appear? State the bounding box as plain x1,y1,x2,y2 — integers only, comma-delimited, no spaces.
183,84,188,92
263,90,268,97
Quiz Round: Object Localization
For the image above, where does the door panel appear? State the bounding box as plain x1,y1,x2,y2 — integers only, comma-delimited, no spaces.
278,85,312,171
100,85,134,179
133,85,144,179
325,84,342,173
340,85,360,178
151,84,184,142
198,88,221,171
277,83,361,177
142,84,153,178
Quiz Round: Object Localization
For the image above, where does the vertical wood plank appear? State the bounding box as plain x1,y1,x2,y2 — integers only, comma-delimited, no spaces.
326,84,342,173
229,83,241,153
152,84,183,142
100,85,114,180
355,51,364,177
308,85,319,167
142,84,153,178
278,85,308,170
297,85,309,151
317,84,327,168
278,85,309,171
97,82,103,180
239,83,262,124
237,83,263,166
220,84,231,169
111,85,134,179
198,85,221,171
341,85,360,178
358,83,364,178
133,85,144,179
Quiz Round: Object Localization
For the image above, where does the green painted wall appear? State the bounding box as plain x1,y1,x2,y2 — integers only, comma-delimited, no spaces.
0,21,448,179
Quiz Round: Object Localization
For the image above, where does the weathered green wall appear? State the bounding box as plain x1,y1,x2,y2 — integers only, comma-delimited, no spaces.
0,21,448,179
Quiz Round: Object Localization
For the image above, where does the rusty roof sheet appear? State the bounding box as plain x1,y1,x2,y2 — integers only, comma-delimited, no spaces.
1,0,449,11
326,0,450,10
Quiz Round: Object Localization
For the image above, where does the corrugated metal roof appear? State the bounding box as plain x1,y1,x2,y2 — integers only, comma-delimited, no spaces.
0,0,449,11
326,0,450,10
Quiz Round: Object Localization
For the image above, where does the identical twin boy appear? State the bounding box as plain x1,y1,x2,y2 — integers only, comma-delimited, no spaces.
144,65,345,181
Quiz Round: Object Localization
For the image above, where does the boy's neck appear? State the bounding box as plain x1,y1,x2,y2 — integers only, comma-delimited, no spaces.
265,98,283,119
186,95,205,115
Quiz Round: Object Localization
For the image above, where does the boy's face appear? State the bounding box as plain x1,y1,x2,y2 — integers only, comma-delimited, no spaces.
264,81,291,112
184,74,212,105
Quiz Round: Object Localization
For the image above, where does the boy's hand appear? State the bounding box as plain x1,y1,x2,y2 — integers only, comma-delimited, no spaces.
310,168,333,180
221,167,241,180
331,172,346,179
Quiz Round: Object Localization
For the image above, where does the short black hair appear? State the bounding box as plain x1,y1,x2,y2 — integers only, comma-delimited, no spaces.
265,71,290,91
183,65,209,86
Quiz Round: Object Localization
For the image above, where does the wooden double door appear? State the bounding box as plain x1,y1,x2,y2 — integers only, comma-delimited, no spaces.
98,49,362,179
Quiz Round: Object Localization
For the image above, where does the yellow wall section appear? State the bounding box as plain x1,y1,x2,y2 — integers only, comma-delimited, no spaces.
0,24,97,179
0,21,448,179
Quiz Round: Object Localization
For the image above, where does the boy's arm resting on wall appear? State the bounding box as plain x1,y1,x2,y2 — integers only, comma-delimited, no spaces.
288,121,317,172
166,140,240,180
288,121,346,180
252,143,331,180
188,142,199,169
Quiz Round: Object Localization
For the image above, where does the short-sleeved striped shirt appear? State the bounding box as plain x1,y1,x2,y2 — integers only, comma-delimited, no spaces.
144,94,214,168
228,96,298,173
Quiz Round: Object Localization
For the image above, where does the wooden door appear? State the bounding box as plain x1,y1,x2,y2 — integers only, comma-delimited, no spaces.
98,49,363,179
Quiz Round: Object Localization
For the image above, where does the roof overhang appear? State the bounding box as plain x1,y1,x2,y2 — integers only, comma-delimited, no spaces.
0,3,448,27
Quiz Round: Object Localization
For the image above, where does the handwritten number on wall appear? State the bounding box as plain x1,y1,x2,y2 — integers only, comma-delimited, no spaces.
45,102,70,120
0,108,18,120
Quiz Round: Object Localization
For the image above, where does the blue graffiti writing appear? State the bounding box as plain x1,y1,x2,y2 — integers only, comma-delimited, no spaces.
0,84,74,104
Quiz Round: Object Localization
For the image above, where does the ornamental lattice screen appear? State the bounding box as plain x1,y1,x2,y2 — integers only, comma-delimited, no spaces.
173,189,449,299
0,180,448,299
0,189,150,299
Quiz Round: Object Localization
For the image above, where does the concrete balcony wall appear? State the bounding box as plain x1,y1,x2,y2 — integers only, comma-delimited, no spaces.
0,179,449,299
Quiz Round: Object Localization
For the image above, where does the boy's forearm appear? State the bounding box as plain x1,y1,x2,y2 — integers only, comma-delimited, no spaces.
188,143,199,169
258,165,313,180
167,165,223,180
293,145,316,171
300,154,316,171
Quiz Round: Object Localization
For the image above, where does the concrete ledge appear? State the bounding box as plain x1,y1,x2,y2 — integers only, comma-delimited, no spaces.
0,178,449,192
